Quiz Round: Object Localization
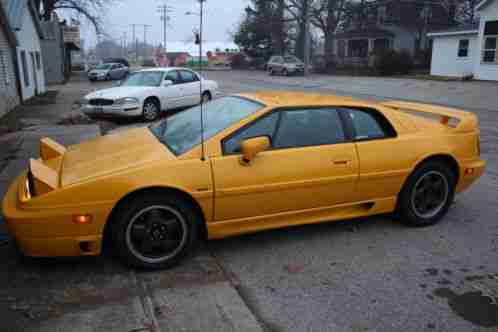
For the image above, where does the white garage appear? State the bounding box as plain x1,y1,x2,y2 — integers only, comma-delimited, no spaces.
428,0,498,81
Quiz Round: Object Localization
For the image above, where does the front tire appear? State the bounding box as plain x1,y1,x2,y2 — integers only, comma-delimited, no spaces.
142,98,160,122
397,161,456,227
112,194,199,269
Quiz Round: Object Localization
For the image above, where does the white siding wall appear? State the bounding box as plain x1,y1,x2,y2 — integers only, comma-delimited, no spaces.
14,6,45,100
475,0,498,81
0,26,20,117
430,34,477,77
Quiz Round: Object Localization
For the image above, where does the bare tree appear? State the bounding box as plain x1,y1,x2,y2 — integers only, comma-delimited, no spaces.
38,0,116,34
311,0,348,66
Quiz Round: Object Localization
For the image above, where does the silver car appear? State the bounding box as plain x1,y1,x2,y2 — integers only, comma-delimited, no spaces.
267,55,305,76
88,63,129,81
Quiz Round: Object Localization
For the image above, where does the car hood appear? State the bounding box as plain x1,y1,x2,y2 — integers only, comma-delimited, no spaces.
61,127,174,186
85,86,153,100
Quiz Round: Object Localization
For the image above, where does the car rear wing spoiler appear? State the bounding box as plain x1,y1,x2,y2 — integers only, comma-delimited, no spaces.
381,101,478,133
18,138,65,202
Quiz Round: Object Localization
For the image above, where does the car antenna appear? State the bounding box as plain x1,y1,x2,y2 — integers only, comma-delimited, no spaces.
198,0,206,161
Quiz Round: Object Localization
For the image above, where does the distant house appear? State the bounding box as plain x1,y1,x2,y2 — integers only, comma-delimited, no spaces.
1,0,46,101
428,0,498,81
0,0,20,117
207,50,240,66
40,14,80,84
166,52,191,67
333,0,454,67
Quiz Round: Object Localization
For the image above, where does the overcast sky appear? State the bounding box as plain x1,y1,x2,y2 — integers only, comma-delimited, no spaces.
78,0,247,52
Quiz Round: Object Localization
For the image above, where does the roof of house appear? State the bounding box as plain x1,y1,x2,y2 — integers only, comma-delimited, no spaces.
427,23,479,37
334,27,395,39
2,0,44,39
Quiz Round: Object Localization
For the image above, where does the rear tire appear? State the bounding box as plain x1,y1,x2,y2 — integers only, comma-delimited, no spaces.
282,68,289,76
112,194,199,270
201,91,212,104
397,161,456,227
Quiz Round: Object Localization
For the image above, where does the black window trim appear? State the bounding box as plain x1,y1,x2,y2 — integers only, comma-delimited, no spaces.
221,106,354,156
339,106,398,143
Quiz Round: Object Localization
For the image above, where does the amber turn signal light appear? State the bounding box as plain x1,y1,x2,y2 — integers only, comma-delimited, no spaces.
465,168,474,175
73,214,93,224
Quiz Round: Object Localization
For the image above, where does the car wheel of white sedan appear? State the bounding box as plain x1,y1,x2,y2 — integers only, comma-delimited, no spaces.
201,91,212,104
143,98,160,122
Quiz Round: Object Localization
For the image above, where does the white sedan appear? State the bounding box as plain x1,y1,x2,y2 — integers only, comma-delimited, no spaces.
80,68,219,121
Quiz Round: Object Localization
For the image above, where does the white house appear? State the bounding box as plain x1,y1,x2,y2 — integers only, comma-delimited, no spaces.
0,0,20,117
428,0,498,81
1,0,46,100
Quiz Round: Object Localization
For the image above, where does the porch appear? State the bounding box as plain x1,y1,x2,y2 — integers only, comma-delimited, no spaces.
333,28,394,68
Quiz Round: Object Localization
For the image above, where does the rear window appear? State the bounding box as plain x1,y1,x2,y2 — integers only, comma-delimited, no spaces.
345,108,396,140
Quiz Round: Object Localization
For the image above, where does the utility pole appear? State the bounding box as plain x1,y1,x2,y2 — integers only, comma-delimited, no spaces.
142,24,152,58
303,0,311,76
157,4,173,54
130,24,138,63
122,31,127,57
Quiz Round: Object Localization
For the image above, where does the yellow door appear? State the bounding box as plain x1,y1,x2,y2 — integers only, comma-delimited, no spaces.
211,108,359,221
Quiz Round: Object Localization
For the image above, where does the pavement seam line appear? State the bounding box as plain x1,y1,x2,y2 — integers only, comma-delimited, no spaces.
130,270,162,332
209,250,267,331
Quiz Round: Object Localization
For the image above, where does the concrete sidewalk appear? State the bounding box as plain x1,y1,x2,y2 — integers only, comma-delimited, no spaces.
0,75,263,332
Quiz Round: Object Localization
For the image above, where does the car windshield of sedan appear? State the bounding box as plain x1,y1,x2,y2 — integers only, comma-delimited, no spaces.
121,71,164,87
95,64,112,70
150,96,265,155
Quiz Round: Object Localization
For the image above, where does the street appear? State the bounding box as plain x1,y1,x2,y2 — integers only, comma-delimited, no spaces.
1,70,497,331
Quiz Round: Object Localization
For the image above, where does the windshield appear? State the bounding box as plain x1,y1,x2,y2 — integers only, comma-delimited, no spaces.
284,56,301,63
150,96,265,155
95,64,112,70
121,71,164,87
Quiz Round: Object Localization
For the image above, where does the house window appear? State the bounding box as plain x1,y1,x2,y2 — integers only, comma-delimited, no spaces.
20,50,29,87
35,52,41,70
483,21,498,64
458,39,469,57
0,50,9,85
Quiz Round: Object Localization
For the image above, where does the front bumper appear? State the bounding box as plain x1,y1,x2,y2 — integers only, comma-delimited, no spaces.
81,103,142,118
456,158,486,193
88,74,107,81
2,174,111,257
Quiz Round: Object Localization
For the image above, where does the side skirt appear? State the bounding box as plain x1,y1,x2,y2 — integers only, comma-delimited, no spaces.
207,197,397,240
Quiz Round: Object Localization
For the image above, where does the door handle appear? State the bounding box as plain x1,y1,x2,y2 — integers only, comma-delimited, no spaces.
333,159,351,165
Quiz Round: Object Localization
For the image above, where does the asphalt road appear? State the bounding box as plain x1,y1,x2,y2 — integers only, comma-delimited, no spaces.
2,71,497,331
200,71,498,332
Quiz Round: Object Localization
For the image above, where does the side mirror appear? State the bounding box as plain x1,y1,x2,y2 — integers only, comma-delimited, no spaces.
162,80,173,87
240,136,270,165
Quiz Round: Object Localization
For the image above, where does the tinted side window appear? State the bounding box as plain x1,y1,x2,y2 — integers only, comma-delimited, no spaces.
179,70,198,83
223,112,279,154
347,109,386,140
165,70,180,84
273,109,345,149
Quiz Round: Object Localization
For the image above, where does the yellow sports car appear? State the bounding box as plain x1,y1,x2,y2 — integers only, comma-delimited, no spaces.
2,92,485,269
